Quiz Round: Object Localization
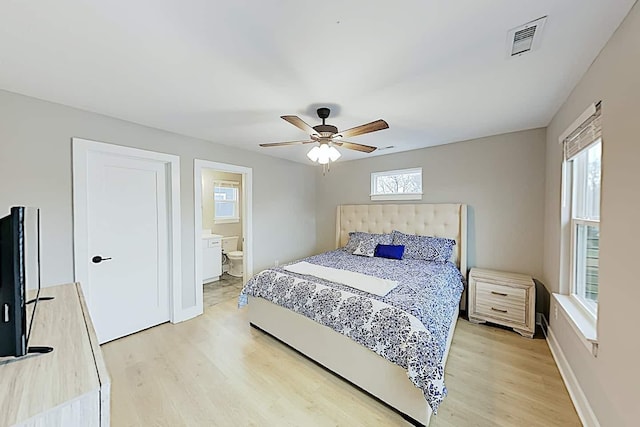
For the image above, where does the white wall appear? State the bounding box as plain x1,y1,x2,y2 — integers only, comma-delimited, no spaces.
0,89,317,310
543,2,640,425
316,128,547,279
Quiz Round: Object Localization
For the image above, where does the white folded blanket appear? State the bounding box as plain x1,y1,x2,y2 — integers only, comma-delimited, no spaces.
283,261,399,297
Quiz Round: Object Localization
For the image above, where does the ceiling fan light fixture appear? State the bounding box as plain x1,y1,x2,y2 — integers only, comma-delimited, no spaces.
317,143,331,164
307,143,340,164
307,146,320,162
328,146,341,161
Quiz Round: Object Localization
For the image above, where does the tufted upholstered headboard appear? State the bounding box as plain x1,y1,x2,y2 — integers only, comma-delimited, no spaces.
335,203,468,278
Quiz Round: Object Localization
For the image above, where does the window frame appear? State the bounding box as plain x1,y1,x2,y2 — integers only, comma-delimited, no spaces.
370,167,423,201
567,140,601,319
213,180,240,224
569,218,599,317
554,102,601,355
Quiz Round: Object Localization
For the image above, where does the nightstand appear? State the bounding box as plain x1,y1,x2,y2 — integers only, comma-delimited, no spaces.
468,268,536,338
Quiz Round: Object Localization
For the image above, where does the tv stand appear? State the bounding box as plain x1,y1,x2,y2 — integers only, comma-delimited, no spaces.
25,295,55,305
27,346,53,354
0,283,109,426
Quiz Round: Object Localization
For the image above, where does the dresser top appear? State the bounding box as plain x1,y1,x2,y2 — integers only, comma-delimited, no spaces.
469,267,534,285
0,283,105,425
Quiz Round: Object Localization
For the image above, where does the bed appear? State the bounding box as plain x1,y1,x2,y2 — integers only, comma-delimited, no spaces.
241,203,467,426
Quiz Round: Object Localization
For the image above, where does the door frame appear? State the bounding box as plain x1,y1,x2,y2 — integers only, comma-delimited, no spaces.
72,138,183,323
194,159,253,315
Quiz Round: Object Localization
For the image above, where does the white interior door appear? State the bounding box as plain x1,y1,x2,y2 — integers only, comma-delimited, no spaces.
86,151,170,343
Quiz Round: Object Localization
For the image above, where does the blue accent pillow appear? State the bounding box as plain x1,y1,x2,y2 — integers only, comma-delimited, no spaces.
374,244,405,260
391,230,456,263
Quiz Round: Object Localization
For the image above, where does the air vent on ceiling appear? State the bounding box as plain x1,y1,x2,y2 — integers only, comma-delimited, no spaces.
507,16,547,57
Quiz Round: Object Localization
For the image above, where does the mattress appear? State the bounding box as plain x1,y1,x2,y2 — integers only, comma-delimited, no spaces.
239,249,463,413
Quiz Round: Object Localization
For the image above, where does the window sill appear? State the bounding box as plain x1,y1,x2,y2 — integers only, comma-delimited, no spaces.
553,293,598,357
214,218,239,224
370,193,423,201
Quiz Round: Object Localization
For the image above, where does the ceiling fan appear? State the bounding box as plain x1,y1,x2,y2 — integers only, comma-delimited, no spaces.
260,108,389,164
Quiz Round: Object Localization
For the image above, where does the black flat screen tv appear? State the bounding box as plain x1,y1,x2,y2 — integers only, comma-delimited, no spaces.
0,206,41,357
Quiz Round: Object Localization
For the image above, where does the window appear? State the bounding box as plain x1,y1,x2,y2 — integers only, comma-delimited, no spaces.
370,168,423,201
214,181,239,223
570,141,601,316
564,103,602,319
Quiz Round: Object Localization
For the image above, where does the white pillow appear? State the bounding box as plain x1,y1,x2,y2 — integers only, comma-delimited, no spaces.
352,238,376,257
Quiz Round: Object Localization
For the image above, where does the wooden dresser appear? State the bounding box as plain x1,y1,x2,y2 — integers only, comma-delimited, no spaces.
0,283,110,426
468,268,536,338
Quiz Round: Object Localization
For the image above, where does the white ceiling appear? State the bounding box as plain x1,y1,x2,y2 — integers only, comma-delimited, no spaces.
0,1,635,164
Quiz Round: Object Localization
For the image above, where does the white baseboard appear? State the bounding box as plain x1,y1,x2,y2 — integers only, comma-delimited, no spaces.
538,313,549,338
547,327,600,427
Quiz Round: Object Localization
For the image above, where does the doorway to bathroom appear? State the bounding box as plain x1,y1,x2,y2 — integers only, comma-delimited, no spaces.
194,160,252,313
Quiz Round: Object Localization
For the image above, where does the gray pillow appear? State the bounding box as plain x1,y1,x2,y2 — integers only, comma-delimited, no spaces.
391,230,456,263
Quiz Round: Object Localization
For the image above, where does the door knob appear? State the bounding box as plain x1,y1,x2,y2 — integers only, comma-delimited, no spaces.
92,255,112,264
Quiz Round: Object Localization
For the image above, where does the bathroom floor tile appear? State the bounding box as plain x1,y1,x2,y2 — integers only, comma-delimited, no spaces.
203,273,244,307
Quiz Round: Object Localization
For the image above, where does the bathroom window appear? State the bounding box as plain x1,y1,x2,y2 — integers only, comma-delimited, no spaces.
214,181,240,224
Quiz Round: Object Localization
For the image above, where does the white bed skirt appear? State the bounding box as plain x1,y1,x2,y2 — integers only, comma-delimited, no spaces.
248,296,459,426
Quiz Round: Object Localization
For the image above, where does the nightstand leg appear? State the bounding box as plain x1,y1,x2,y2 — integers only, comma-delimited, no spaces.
468,317,486,325
513,328,534,338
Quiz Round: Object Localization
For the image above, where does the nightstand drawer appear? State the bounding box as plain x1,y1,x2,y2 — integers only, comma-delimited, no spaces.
476,281,526,305
475,282,526,323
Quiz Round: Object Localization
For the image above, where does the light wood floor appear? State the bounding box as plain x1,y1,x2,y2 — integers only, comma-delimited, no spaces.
103,298,581,426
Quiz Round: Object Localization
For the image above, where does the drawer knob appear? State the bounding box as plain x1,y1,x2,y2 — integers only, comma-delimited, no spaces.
491,291,508,297
491,307,508,313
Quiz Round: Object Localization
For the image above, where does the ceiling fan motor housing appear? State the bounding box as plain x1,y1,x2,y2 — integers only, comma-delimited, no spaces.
313,124,338,135
313,107,338,135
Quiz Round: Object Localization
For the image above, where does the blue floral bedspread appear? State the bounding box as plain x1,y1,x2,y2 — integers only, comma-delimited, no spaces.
238,250,463,413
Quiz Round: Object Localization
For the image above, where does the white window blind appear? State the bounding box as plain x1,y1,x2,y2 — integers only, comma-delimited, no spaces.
215,180,239,189
563,102,602,161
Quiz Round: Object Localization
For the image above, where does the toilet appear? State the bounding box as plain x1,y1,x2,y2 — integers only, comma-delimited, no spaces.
221,236,243,278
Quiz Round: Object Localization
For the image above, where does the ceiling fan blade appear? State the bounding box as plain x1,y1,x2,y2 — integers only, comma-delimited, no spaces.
259,140,315,148
281,115,320,136
336,119,389,139
335,140,377,153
